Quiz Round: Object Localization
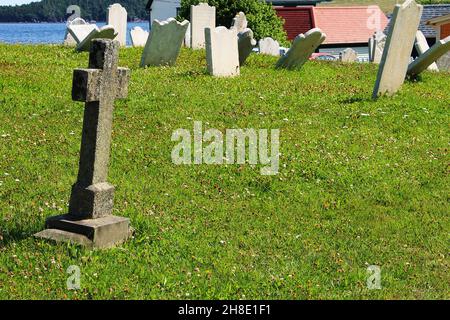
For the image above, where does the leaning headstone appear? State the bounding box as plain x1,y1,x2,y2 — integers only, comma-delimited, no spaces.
68,23,98,45
64,17,88,46
276,28,326,70
35,39,131,249
130,26,149,47
259,37,280,56
107,3,127,46
76,25,117,52
408,36,450,77
238,28,256,66
415,30,439,71
140,18,189,67
205,26,240,77
372,0,423,98
190,3,216,49
340,48,358,63
231,12,248,33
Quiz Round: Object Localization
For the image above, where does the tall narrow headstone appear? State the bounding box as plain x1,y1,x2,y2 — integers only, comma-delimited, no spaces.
205,26,240,77
372,0,423,98
107,3,128,46
276,28,326,70
238,28,256,66
415,30,439,71
408,36,450,77
259,37,280,56
35,40,131,249
190,3,216,49
140,18,189,67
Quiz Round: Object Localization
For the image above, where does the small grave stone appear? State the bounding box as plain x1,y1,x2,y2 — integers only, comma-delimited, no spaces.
76,25,117,52
205,26,240,77
259,37,280,56
231,12,248,33
140,18,189,67
130,26,149,47
340,48,358,63
276,28,326,70
238,28,256,66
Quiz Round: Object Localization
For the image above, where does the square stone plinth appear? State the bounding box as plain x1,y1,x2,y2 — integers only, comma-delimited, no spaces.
35,214,131,249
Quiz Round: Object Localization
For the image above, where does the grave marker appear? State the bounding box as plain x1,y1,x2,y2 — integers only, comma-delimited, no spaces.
191,3,216,49
238,28,256,66
205,26,240,77
408,36,450,77
107,3,128,46
414,30,439,71
259,37,280,56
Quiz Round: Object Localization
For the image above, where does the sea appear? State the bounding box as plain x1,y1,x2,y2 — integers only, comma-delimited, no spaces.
0,22,150,46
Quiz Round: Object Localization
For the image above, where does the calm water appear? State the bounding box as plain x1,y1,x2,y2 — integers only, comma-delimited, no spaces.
0,22,150,46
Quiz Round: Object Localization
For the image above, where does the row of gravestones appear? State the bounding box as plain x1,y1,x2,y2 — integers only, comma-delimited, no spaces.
35,0,449,249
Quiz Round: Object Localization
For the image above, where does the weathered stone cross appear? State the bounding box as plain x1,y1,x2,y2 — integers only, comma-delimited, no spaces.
35,39,131,249
69,39,129,219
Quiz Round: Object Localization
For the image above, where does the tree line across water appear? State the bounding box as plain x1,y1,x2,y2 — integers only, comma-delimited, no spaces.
0,0,148,23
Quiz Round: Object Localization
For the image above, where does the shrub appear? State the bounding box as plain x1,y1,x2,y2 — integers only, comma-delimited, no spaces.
178,0,288,45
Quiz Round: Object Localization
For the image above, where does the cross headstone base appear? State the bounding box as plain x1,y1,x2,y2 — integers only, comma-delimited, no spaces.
35,215,131,249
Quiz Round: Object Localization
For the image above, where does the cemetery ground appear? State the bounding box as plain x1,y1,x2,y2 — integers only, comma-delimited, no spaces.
0,43,449,300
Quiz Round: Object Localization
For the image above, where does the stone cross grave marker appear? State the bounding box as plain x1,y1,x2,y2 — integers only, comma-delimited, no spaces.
372,0,423,99
107,3,128,47
340,48,358,63
140,18,189,67
205,26,240,77
414,30,439,71
191,3,216,49
238,28,256,66
408,36,450,77
276,28,326,70
35,39,131,249
259,37,280,56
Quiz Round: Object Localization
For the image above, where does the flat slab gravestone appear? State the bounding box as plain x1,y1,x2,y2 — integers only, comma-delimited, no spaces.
231,12,248,33
35,39,131,249
68,23,98,45
64,17,88,46
408,36,450,77
191,3,216,49
340,48,358,63
76,25,117,52
130,26,149,47
259,37,280,56
276,28,326,70
205,26,240,77
238,28,256,66
140,18,189,67
372,0,423,98
415,30,439,71
107,3,127,46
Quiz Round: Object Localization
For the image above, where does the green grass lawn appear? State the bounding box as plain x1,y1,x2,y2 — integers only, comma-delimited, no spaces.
0,44,449,300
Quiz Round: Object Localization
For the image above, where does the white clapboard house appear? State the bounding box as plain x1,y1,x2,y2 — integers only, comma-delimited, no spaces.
146,0,181,26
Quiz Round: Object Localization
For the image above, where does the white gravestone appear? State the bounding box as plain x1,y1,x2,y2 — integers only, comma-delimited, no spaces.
231,12,248,33
205,26,240,77
107,3,128,47
340,48,358,63
130,26,149,47
191,3,216,49
259,37,280,56
76,25,117,52
64,17,88,46
408,36,450,77
67,22,98,45
140,18,189,67
276,28,326,70
415,30,439,71
372,0,423,98
184,22,191,48
372,31,387,64
238,28,256,66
